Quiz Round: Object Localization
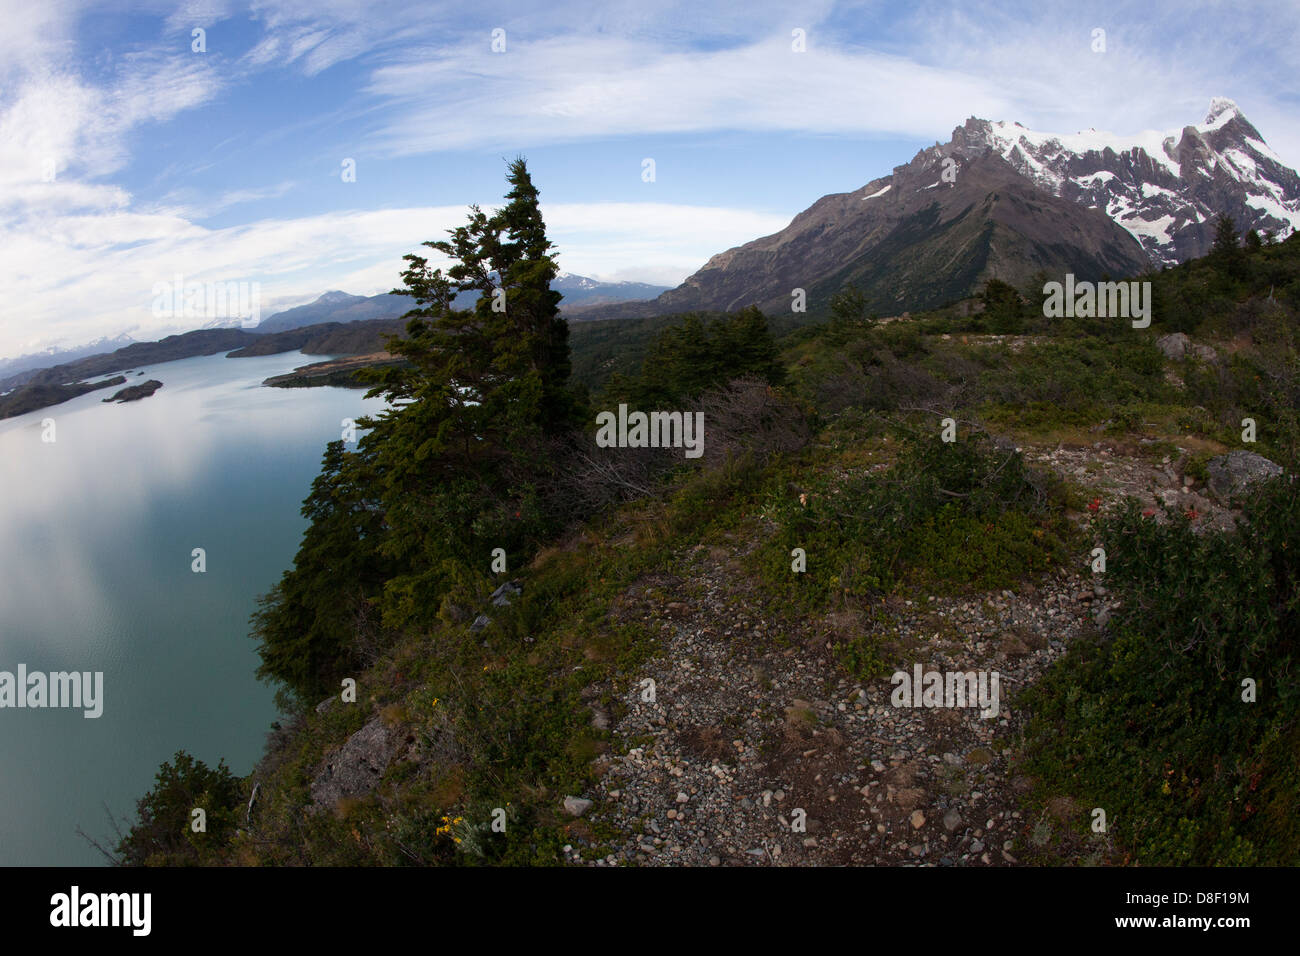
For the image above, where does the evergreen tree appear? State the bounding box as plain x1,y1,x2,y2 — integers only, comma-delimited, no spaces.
1212,214,1246,280
829,283,871,330
250,440,389,704
980,277,1025,334
721,306,786,387
355,157,575,626
616,308,784,408
115,751,241,866
1212,214,1241,257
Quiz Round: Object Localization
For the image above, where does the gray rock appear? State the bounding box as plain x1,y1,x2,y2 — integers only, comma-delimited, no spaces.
1156,332,1190,360
490,580,522,607
315,695,337,715
1206,451,1283,500
470,613,492,632
563,795,593,817
942,808,963,832
310,716,398,809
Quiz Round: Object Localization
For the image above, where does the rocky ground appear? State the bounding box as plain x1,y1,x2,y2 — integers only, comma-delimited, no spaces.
294,435,1280,866
558,441,1278,867
1022,439,1238,533
563,535,1103,867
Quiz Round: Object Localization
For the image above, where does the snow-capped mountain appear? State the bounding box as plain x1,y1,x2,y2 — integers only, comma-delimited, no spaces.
955,98,1300,265
552,271,670,307
0,334,137,377
255,273,669,334
583,97,1298,323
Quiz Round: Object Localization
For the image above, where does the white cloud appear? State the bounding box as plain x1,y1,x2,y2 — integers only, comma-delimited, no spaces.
361,34,1015,155
0,57,222,201
0,0,83,76
150,181,299,220
0,201,791,355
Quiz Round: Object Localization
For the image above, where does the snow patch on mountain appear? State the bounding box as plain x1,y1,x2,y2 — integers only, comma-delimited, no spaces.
960,99,1300,265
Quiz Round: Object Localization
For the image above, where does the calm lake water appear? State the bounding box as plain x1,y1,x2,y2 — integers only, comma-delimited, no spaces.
0,351,386,865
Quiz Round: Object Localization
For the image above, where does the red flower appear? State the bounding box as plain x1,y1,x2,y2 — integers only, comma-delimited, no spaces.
1087,498,1100,513
1184,508,1200,521
1142,508,1156,517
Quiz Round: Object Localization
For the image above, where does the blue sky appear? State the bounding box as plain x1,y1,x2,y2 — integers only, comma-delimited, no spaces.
1,0,1297,358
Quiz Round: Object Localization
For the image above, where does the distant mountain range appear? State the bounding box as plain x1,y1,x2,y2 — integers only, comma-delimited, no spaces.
0,320,406,399
254,272,670,334
0,272,668,389
0,334,137,379
587,98,1299,320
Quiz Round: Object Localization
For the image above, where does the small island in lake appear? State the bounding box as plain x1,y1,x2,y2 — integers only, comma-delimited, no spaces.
263,352,406,389
0,375,127,420
102,380,163,403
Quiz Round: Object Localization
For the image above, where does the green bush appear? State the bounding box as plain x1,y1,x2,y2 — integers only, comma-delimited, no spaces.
760,427,1066,607
1022,476,1300,864
116,751,243,866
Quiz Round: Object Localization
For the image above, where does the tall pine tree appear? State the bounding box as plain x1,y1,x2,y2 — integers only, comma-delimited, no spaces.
357,157,576,626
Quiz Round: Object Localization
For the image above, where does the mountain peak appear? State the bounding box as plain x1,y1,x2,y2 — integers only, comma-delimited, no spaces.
962,101,1298,264
316,290,357,304
1205,96,1241,125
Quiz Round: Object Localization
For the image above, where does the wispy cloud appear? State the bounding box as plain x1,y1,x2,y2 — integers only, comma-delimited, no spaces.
0,201,790,354
362,34,1014,155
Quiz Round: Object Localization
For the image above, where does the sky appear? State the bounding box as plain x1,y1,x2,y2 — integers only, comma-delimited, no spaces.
1,0,1298,359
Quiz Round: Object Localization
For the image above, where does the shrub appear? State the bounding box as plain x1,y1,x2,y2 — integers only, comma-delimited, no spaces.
760,426,1066,608
115,751,242,866
1022,476,1300,864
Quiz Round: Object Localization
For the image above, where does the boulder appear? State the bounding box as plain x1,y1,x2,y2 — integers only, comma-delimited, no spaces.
1156,332,1190,360
1206,451,1283,500
1156,332,1217,363
563,795,593,817
310,716,398,809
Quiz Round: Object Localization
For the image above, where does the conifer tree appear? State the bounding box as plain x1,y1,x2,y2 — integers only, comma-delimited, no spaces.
354,157,575,625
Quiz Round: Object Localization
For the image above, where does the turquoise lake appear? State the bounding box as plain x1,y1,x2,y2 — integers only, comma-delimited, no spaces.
0,351,385,865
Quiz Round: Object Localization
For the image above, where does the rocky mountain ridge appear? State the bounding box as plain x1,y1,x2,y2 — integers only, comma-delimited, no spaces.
963,98,1300,265
589,98,1299,322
